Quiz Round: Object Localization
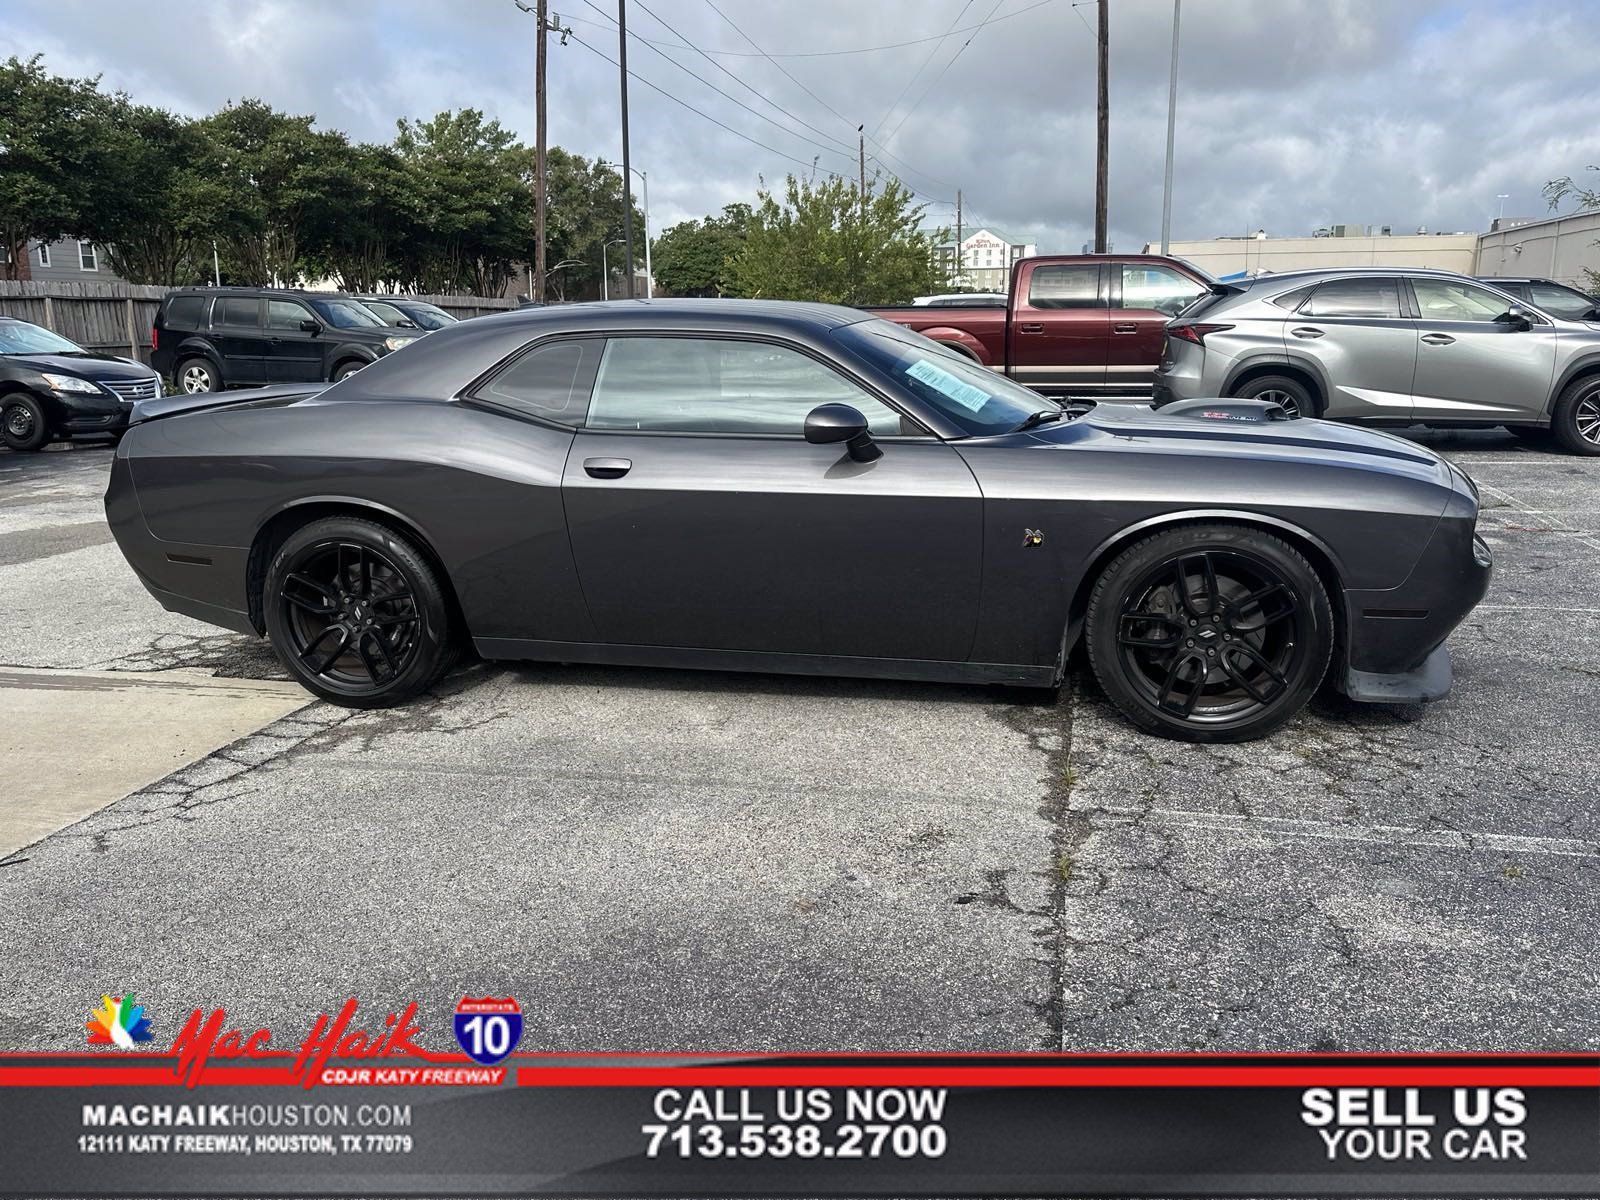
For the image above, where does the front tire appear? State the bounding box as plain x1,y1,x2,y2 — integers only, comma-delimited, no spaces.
1085,524,1334,742
1231,373,1319,419
1,393,50,451
264,517,457,707
332,360,366,382
1550,377,1600,456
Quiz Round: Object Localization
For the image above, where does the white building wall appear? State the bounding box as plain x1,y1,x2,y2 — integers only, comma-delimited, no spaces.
1158,234,1479,278
1476,210,1600,288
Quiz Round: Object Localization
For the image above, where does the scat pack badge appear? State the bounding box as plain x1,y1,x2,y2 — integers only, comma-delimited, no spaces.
453,996,523,1065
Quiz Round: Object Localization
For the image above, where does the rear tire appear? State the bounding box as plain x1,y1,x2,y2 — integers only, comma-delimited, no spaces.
1231,373,1319,419
177,358,219,394
332,360,366,382
1,393,50,451
1085,524,1333,743
264,516,458,707
1550,377,1600,456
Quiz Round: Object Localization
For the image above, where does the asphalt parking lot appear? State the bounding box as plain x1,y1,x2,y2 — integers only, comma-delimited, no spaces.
0,432,1596,1053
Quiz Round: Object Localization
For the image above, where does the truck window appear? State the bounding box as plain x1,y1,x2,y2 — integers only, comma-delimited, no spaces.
1119,265,1204,316
1027,265,1100,310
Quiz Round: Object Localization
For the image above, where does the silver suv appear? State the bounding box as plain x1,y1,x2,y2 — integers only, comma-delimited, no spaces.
1153,268,1600,455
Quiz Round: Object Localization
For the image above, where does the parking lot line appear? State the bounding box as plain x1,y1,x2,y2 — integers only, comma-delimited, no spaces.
1474,481,1600,554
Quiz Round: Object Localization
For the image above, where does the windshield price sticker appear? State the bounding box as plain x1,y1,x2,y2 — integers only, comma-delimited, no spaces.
903,359,992,413
642,1087,948,1161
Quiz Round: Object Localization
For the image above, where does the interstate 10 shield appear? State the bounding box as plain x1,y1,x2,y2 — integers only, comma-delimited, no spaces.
453,996,523,1065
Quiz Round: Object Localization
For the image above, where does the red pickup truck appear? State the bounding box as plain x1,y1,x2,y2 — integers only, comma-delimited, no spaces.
870,254,1213,395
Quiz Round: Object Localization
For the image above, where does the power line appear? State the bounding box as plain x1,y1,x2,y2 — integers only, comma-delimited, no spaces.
562,0,1057,58
870,1,974,142
579,0,860,175
883,0,1007,146
564,30,846,180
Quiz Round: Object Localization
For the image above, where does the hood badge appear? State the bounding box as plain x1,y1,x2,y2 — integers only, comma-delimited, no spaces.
1023,528,1044,548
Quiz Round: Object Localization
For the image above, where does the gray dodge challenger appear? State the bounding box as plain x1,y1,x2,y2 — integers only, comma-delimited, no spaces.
106,300,1491,742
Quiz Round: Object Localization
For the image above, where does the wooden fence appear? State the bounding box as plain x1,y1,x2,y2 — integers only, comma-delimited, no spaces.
0,281,520,365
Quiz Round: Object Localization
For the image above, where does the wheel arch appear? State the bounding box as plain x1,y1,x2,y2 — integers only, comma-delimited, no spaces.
246,497,468,638
911,326,989,364
1222,357,1328,415
1063,509,1348,661
1550,356,1600,419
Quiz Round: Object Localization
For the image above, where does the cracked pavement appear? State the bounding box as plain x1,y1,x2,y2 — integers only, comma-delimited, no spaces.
0,431,1595,1053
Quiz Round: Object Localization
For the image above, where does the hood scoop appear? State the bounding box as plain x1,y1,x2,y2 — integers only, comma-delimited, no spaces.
1155,397,1292,423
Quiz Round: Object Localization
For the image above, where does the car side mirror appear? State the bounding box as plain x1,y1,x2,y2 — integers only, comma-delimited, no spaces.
1497,305,1532,331
804,403,881,463
299,319,322,335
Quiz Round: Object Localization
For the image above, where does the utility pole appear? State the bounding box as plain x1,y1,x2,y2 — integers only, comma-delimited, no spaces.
955,189,963,287
1093,0,1109,253
534,0,549,302
858,125,866,207
617,0,635,298
1159,0,1180,255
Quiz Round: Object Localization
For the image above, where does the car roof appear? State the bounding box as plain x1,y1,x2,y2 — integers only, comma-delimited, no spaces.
1236,266,1487,289
469,297,875,333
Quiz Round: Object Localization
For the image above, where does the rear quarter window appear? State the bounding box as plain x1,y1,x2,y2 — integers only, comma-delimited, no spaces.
164,295,209,330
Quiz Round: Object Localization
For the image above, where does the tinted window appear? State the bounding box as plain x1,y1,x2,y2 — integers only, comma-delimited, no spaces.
1301,278,1402,319
267,299,312,329
220,297,261,327
1119,264,1203,316
1527,283,1597,319
310,299,384,328
1268,285,1314,310
361,300,409,325
834,319,1061,438
474,339,597,425
587,337,913,437
1027,265,1100,309
1411,278,1515,323
408,305,456,329
164,295,208,330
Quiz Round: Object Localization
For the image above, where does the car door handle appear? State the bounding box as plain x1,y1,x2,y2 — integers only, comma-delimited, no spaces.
1421,332,1456,345
1113,322,1139,333
583,457,632,479
1290,326,1325,339
1018,322,1045,334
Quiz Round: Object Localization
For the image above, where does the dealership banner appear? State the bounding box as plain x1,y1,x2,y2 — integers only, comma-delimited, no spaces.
3,998,1599,1196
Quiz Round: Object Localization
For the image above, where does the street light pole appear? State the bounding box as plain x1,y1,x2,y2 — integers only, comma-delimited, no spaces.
601,238,624,300
1159,0,1181,255
602,160,652,298
617,0,635,297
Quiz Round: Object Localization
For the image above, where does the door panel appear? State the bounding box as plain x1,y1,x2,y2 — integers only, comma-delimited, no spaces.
562,434,984,660
1284,277,1416,420
264,299,324,382
1008,262,1107,391
1408,277,1558,421
1107,263,1207,390
211,296,267,384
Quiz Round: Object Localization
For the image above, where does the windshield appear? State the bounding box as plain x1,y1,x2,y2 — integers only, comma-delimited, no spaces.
835,319,1058,437
1526,283,1599,320
361,300,410,325
310,298,385,329
0,320,82,355
406,304,455,330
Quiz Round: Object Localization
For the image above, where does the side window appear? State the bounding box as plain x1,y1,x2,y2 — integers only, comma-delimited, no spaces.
267,300,312,330
586,337,916,437
1119,265,1203,316
471,339,600,426
220,297,261,328
1269,285,1315,311
1527,283,1594,318
1026,265,1100,309
1301,278,1402,319
165,296,208,330
1411,278,1514,323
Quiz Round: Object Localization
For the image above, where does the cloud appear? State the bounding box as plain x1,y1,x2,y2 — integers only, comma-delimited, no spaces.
4,0,1598,253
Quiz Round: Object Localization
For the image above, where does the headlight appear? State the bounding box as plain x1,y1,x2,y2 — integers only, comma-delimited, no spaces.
41,373,103,394
383,336,416,353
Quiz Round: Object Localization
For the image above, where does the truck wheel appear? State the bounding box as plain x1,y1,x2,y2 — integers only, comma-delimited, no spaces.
2,393,50,451
1231,374,1319,419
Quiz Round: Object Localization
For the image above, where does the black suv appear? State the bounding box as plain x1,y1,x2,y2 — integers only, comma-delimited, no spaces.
1476,277,1600,321
150,289,420,394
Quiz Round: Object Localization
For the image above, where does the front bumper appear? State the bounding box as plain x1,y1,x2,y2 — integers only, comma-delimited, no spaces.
55,390,133,435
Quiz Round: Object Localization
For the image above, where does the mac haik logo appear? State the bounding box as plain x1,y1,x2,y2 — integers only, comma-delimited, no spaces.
168,998,425,1088
453,996,523,1065
87,993,155,1048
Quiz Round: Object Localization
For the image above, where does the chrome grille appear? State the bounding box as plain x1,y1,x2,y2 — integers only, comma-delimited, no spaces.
102,377,161,402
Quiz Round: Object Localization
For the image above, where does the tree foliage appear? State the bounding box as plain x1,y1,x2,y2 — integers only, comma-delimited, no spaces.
1544,167,1600,294
730,175,944,305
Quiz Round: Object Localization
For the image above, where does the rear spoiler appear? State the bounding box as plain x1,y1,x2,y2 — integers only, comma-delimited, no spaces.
131,382,330,425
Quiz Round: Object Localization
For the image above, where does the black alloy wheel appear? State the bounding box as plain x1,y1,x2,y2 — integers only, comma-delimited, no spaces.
1086,525,1333,742
264,517,457,706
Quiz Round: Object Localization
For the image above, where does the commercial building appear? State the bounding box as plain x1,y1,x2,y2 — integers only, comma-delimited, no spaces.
1477,210,1600,288
1155,227,1479,279
934,228,1038,292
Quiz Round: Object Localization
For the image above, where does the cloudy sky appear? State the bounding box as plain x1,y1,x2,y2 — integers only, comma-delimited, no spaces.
5,0,1599,254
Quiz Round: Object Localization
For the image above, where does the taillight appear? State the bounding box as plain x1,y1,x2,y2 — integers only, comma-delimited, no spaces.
150,325,158,351
1169,323,1234,345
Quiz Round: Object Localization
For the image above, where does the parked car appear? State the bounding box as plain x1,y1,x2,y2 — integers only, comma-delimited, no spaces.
107,300,1489,742
870,254,1214,394
0,317,161,452
150,288,421,394
912,293,1009,307
1154,268,1600,455
350,295,459,331
1476,276,1600,321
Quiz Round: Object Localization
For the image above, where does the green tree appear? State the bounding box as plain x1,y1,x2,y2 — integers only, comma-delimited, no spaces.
652,203,750,297
731,174,944,305
1544,167,1600,294
300,141,420,292
0,56,121,279
541,149,647,300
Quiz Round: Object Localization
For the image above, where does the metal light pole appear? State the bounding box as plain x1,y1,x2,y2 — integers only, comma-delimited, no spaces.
602,160,652,298
617,0,635,296
1159,0,1181,255
601,239,625,300
1496,194,1510,226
